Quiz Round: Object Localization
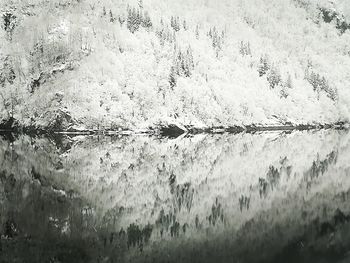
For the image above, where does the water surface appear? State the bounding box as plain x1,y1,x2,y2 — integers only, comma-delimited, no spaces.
0,130,350,263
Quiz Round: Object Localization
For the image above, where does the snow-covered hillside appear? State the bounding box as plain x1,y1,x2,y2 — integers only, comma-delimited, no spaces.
0,0,350,131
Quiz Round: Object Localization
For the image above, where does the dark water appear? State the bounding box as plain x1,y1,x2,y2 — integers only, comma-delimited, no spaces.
0,130,350,263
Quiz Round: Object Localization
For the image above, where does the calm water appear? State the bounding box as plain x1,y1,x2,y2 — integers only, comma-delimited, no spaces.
0,130,350,263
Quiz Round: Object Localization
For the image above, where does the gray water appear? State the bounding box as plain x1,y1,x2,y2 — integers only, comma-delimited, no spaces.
0,130,350,263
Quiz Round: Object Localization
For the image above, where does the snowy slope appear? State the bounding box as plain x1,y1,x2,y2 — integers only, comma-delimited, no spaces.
0,0,349,130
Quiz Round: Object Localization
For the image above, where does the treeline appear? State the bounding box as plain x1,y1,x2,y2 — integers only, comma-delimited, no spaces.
102,1,152,32
238,47,338,101
305,61,338,101
169,47,194,89
257,54,291,98
207,26,225,57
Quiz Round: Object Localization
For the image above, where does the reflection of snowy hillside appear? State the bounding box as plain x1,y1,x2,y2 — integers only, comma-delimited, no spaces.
1,130,350,262
58,131,349,233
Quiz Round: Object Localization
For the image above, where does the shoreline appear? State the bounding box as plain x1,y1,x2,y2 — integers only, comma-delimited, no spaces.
0,122,348,138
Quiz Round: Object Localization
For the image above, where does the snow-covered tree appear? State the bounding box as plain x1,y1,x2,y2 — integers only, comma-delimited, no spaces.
171,16,180,32
239,41,251,56
195,24,200,39
141,11,152,29
109,9,115,23
267,65,282,89
2,12,17,41
0,55,17,118
168,46,195,88
169,65,177,89
127,7,141,33
258,55,270,77
305,69,337,101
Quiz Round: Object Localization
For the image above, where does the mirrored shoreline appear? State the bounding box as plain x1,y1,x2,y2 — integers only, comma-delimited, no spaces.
0,130,350,263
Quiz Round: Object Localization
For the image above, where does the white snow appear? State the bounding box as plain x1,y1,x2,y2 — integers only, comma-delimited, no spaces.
0,0,349,129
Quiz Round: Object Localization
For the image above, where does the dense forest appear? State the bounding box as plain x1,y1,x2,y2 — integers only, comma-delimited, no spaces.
0,0,350,132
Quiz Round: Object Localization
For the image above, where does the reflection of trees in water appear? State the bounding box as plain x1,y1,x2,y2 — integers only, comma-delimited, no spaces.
239,142,249,156
267,165,280,191
155,209,185,238
0,168,155,261
258,157,292,199
208,198,225,226
227,187,350,263
58,131,343,239
0,131,348,262
0,170,102,263
156,209,173,236
259,165,281,198
126,223,153,251
169,173,194,213
259,177,269,198
304,150,338,191
239,194,250,212
257,149,338,200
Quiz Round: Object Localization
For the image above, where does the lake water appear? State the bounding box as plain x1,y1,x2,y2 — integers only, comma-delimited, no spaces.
0,130,350,263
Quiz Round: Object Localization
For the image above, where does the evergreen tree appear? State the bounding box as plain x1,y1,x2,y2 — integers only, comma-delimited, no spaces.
176,17,180,31
0,56,16,118
0,56,16,86
267,65,282,89
127,7,141,33
171,16,180,31
183,20,187,30
305,69,337,101
239,41,251,56
109,9,114,23
2,12,17,41
142,11,152,29
186,46,194,71
138,0,143,9
258,55,270,77
169,65,177,89
177,50,183,75
127,8,133,32
157,27,165,45
195,25,200,39
171,16,175,30
280,87,288,99
211,27,218,49
137,9,142,26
